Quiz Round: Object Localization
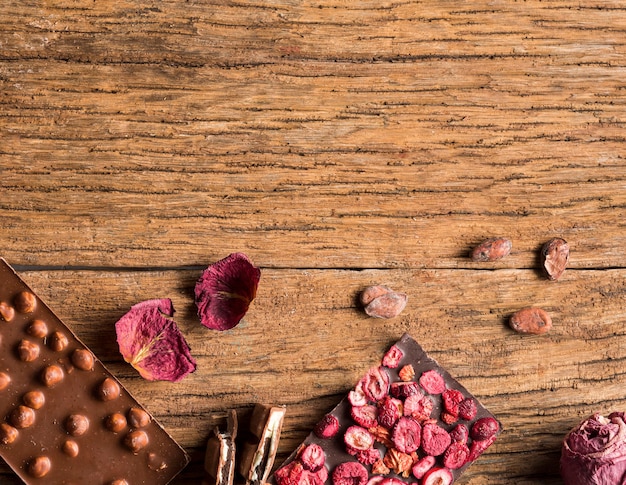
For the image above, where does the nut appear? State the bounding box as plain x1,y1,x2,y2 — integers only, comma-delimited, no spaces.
49,331,69,352
71,349,95,371
10,405,36,429
510,307,552,335
41,364,64,387
27,456,51,478
127,407,150,429
62,439,80,457
0,302,15,322
360,285,407,319
26,319,48,338
96,377,121,401
17,339,40,362
14,291,37,313
104,413,127,433
23,390,45,409
0,372,11,391
65,414,90,436
124,429,149,453
541,237,569,281
0,423,18,444
470,237,512,262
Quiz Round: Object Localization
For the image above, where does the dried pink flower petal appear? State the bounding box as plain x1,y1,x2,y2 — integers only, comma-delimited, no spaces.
115,299,196,382
194,253,261,331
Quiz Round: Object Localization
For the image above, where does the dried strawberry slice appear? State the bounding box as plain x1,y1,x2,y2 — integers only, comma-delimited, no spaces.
381,345,403,368
442,389,464,418
403,394,434,422
411,455,436,479
349,382,368,407
391,416,421,454
443,441,470,469
344,426,374,453
361,366,390,402
314,414,339,439
275,461,306,485
299,443,325,472
351,405,378,429
332,462,368,485
419,370,446,395
421,422,452,457
449,423,469,444
377,396,402,429
458,397,477,421
422,467,453,485
390,381,421,399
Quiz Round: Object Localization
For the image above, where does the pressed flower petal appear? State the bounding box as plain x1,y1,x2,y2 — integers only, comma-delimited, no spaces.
115,299,196,382
194,253,261,331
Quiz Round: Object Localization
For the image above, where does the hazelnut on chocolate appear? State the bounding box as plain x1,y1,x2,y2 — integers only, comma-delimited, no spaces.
96,378,121,401
104,413,127,433
128,407,151,429
41,364,64,387
17,339,40,362
65,414,90,436
0,423,18,444
26,319,48,338
10,405,35,429
49,331,69,352
0,371,11,391
62,439,80,457
14,291,37,313
124,430,149,453
23,390,45,409
27,456,51,478
71,349,95,371
0,301,15,322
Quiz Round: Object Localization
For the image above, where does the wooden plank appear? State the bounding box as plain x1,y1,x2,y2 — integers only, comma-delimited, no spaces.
0,267,623,483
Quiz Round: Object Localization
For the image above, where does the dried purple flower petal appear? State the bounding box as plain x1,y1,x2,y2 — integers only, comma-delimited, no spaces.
194,253,261,331
115,299,196,382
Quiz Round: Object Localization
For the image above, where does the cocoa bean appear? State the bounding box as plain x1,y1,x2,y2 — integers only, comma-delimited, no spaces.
509,307,552,335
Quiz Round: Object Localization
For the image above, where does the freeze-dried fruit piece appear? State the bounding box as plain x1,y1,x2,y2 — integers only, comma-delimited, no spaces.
421,422,452,456
458,398,477,421
360,286,408,320
349,382,368,407
382,448,413,475
419,370,446,395
404,394,434,422
351,405,378,429
470,237,512,262
314,414,339,439
382,345,403,368
390,381,421,399
398,364,415,382
412,455,436,479
371,459,390,475
392,417,421,454
355,448,380,466
344,426,374,454
332,462,368,485
449,424,469,444
442,389,464,418
541,237,569,281
443,441,470,469
299,444,325,472
194,253,261,331
422,467,453,485
368,425,393,448
468,434,497,462
471,417,499,441
377,396,402,429
361,366,390,402
115,299,196,382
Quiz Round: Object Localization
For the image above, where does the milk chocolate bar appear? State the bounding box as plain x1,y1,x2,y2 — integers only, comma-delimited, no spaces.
270,334,501,485
238,404,286,485
203,410,238,485
0,259,189,484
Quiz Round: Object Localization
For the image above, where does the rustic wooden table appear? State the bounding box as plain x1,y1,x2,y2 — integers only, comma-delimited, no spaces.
2,1,626,483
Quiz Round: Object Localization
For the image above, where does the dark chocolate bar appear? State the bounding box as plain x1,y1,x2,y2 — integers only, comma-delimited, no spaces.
270,334,501,485
0,259,189,484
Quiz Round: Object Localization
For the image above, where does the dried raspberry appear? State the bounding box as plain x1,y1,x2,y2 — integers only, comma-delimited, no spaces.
314,414,340,439
390,381,421,399
442,389,464,418
440,411,457,425
361,366,390,402
421,422,451,457
391,417,421,454
377,396,402,428
275,461,306,485
344,426,374,453
299,443,326,472
458,397,477,421
382,448,413,475
411,455,436,479
443,441,470,469
381,345,403,368
418,370,446,395
356,447,380,465
403,394,434,422
332,462,368,485
371,459,390,475
468,433,497,462
422,467,453,485
398,364,415,382
351,404,378,429
449,423,469,444
470,417,499,441
349,382,368,407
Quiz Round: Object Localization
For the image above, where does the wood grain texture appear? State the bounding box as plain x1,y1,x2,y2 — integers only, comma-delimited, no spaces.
2,0,626,483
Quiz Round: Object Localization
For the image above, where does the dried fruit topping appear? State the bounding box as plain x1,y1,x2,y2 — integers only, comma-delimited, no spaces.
449,424,469,444
382,447,413,476
382,345,403,368
355,448,381,466
470,417,499,441
332,462,369,485
275,457,328,485
421,422,452,457
194,252,261,331
403,394,434,422
419,370,446,395
390,381,421,399
391,417,421,454
361,366,390,402
443,441,470,469
422,467,453,485
351,405,378,429
115,299,196,382
468,434,497,462
349,382,368,407
377,396,402,429
371,459,390,475
360,286,408,319
509,307,553,335
344,426,375,453
458,398,477,421
299,443,326,472
541,237,569,281
368,425,394,448
470,237,512,262
442,389,464,419
411,455,436,479
314,414,340,439
398,365,415,382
